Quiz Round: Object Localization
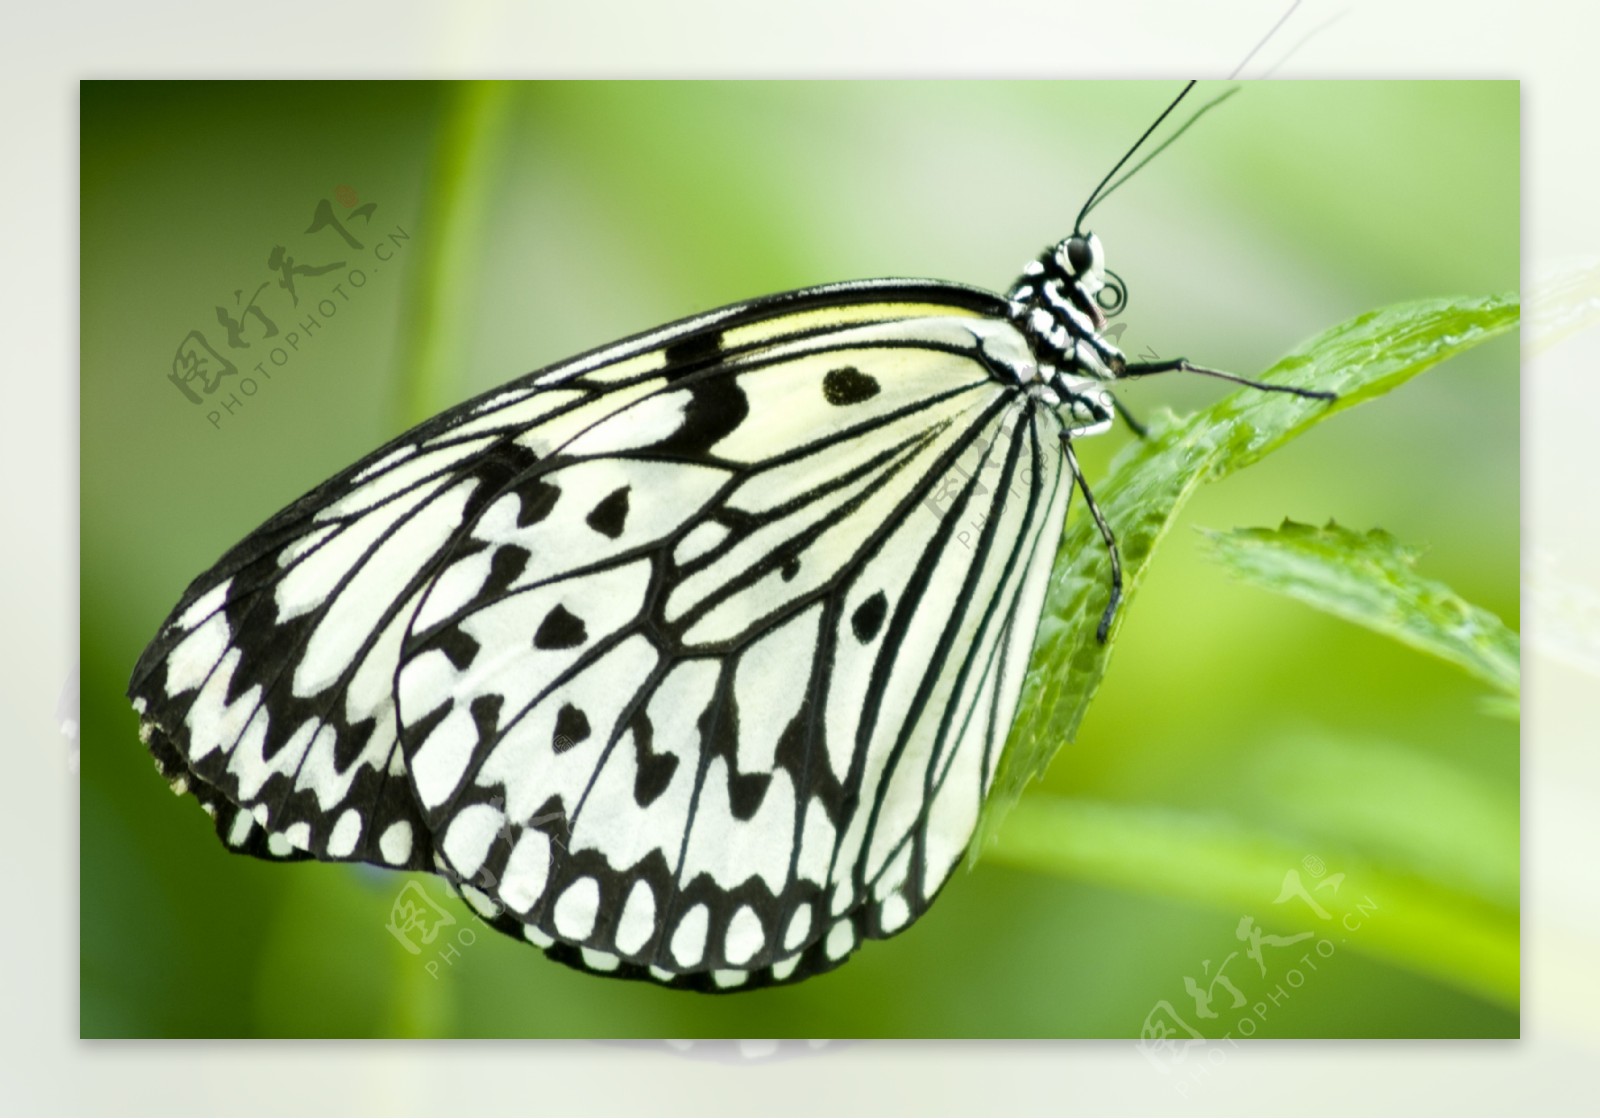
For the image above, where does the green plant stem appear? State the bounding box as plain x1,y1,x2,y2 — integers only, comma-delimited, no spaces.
393,81,514,429
989,795,1519,1009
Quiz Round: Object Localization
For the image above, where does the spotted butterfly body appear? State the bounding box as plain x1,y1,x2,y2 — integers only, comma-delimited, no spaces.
130,229,1149,990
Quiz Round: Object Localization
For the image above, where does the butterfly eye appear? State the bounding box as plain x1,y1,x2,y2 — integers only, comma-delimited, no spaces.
1064,236,1095,276
1096,269,1128,316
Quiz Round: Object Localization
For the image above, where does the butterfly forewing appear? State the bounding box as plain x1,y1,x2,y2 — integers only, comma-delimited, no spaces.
128,280,1073,991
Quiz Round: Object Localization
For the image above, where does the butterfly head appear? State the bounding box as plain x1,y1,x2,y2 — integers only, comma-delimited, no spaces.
1056,232,1129,319
1007,231,1130,386
1058,232,1107,293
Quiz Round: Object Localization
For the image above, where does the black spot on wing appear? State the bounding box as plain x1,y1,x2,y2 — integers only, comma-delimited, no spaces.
470,694,503,744
331,716,376,771
663,330,724,380
650,380,749,458
534,604,588,650
850,590,888,643
516,478,561,527
431,626,480,670
553,703,590,753
823,366,880,406
727,768,774,821
780,557,800,582
485,545,530,597
585,486,630,538
629,712,679,807
531,793,572,850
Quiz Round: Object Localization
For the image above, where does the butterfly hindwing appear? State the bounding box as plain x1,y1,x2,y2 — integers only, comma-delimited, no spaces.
128,280,1072,990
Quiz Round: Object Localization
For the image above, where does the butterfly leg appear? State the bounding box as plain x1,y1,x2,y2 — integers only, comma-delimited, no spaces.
1058,434,1122,643
1119,357,1336,401
1111,395,1149,439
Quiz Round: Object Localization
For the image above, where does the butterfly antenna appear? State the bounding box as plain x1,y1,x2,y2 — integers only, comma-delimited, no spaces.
1081,86,1241,222
1076,0,1311,231
1261,7,1351,79
1075,80,1197,236
1228,0,1306,78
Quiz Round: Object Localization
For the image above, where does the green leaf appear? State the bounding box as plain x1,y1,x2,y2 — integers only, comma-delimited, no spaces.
989,794,1518,1009
979,293,1519,845
1198,520,1520,696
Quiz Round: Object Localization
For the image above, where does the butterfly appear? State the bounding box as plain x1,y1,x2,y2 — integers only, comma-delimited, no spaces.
127,82,1333,993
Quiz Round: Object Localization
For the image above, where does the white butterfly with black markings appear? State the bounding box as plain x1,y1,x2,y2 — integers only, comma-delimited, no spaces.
129,83,1332,992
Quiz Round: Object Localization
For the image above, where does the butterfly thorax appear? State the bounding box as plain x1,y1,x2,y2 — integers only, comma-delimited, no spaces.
1006,232,1125,436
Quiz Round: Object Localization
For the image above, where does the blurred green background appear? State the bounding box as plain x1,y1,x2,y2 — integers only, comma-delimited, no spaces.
80,81,1517,1038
